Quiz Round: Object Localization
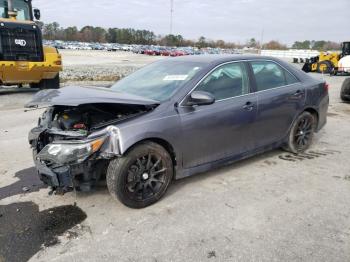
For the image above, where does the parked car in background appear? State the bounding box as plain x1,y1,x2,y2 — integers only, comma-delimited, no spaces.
43,40,241,56
170,49,186,56
107,45,119,52
340,78,350,102
27,55,328,208
91,44,105,50
132,46,147,54
144,48,156,56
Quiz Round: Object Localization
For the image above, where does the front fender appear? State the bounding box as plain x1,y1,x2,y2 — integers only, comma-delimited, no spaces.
116,113,182,163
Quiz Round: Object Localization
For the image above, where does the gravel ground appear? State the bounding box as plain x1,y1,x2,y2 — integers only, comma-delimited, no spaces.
0,52,349,262
60,50,163,82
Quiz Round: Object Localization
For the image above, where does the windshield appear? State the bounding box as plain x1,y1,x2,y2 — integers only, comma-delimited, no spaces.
0,0,31,20
111,60,203,101
343,42,350,56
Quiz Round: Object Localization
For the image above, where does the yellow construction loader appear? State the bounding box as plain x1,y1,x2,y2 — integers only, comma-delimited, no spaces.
0,0,62,89
302,42,350,75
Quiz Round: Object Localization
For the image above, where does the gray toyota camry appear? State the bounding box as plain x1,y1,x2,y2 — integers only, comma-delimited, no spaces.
28,55,329,208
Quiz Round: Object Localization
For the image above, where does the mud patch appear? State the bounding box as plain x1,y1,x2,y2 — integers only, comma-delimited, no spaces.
0,167,45,200
0,202,87,262
278,149,340,162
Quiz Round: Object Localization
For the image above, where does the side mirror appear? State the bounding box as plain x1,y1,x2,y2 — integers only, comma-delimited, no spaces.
186,91,215,106
33,8,41,20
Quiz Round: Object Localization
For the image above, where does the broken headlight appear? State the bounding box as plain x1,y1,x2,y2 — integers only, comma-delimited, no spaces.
37,138,105,165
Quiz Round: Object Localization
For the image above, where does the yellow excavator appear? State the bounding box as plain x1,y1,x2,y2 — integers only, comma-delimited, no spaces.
302,41,350,75
0,0,62,89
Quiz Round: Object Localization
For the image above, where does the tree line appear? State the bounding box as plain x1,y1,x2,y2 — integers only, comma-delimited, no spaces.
42,22,341,50
42,22,239,48
291,40,341,51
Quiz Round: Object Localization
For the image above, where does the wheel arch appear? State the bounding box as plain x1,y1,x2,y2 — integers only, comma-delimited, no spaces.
303,107,319,127
321,59,334,67
286,107,319,139
123,137,177,168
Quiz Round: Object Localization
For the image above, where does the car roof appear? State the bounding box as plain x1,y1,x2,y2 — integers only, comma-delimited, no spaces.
163,54,314,84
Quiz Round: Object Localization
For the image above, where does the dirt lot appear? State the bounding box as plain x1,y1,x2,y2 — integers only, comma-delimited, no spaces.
60,50,163,82
0,51,349,262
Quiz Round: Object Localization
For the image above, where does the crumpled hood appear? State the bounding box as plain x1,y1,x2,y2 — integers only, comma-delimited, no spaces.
25,86,159,108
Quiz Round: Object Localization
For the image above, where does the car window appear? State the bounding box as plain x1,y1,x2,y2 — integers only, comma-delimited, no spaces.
251,61,298,91
285,70,299,85
195,62,249,100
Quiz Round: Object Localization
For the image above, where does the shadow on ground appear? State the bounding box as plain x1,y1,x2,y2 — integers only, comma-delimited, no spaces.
0,167,46,201
50,150,284,201
166,149,283,198
0,87,38,95
0,202,87,262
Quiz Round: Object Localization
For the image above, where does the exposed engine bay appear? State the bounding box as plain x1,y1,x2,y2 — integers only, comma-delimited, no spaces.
53,103,151,131
34,103,153,150
29,102,157,194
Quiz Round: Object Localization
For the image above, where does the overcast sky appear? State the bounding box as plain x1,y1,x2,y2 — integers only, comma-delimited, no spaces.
35,0,349,45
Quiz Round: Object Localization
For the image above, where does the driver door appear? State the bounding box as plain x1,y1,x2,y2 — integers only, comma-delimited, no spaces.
178,62,258,168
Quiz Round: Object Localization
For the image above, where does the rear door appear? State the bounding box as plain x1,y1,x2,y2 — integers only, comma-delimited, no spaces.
249,60,305,148
178,61,258,168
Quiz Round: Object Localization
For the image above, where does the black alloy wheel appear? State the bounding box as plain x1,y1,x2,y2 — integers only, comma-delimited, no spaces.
125,153,168,201
107,141,173,208
293,115,313,151
283,111,315,154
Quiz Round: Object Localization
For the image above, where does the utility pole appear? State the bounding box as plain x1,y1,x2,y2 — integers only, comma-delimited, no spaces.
260,28,264,54
170,0,174,35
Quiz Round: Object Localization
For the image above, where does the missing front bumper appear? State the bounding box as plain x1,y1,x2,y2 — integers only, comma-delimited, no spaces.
34,156,109,194
35,160,73,193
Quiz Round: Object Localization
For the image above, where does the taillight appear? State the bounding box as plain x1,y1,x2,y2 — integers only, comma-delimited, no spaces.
324,82,329,92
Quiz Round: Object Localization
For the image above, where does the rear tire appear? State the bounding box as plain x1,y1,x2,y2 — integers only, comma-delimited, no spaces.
283,112,316,154
317,61,333,74
30,74,60,89
340,78,350,102
106,142,173,208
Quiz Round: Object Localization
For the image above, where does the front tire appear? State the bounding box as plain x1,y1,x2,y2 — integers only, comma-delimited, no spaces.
107,142,173,208
283,112,316,154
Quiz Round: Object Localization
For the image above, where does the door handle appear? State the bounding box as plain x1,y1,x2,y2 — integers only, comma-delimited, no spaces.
243,101,254,111
291,90,304,98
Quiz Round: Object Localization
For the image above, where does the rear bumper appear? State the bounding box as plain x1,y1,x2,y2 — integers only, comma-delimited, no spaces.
316,95,329,132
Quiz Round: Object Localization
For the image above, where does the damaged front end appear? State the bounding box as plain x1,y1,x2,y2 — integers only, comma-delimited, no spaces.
28,87,158,194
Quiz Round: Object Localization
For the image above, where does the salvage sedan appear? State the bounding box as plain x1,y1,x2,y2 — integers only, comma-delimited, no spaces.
27,55,329,208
